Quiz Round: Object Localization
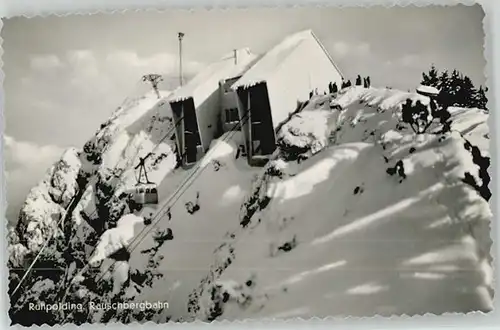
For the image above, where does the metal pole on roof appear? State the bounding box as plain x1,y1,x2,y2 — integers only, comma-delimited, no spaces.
234,49,237,65
178,32,185,86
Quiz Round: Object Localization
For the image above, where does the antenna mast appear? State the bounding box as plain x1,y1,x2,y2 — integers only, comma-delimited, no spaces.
178,32,185,87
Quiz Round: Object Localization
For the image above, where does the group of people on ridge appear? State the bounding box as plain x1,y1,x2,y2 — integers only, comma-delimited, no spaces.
309,74,372,99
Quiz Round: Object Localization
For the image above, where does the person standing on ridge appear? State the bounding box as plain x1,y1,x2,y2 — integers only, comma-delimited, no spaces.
356,75,362,86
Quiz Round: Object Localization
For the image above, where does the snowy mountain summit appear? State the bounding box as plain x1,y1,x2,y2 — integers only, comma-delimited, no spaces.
8,83,492,324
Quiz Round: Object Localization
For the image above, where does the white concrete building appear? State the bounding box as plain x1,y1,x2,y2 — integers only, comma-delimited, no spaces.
231,30,344,165
167,48,258,166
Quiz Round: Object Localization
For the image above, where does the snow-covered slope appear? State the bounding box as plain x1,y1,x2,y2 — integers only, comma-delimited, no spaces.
88,131,262,322
187,87,492,320
9,83,492,324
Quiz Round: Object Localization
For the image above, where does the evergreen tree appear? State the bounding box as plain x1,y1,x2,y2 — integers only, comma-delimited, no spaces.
438,70,450,90
459,75,476,107
421,65,488,110
472,86,488,109
421,64,440,87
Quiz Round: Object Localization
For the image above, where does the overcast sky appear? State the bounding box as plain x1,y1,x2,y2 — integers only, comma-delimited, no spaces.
2,4,486,223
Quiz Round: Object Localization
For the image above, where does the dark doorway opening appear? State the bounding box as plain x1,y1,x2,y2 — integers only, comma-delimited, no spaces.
248,83,275,156
182,98,201,164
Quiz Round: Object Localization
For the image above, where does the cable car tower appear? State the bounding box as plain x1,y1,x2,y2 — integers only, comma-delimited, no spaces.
133,152,159,206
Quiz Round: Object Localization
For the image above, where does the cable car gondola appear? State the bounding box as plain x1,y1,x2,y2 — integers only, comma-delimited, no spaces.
133,152,159,206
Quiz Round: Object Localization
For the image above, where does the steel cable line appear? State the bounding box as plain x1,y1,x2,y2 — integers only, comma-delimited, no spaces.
62,97,311,323
52,112,183,305
61,107,253,317
82,98,312,320
57,114,187,308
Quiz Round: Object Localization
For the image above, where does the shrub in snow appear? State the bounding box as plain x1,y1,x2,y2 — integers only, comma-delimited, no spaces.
95,171,114,200
212,159,224,171
400,97,452,135
94,173,116,233
401,99,433,134
462,139,491,201
202,278,255,321
185,192,201,215
240,187,265,228
265,159,288,178
353,185,365,195
270,235,298,257
129,268,163,289
93,169,133,232
140,228,174,256
129,255,164,290
386,160,407,183
428,98,452,133
106,194,131,230
82,136,106,166
239,164,284,228
151,152,170,168
278,142,308,162
185,202,200,215
187,242,238,316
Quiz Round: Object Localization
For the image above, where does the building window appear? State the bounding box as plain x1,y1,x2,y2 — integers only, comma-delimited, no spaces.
225,108,239,123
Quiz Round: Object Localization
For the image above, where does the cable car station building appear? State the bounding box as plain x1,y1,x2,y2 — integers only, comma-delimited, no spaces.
167,48,258,166
168,30,343,167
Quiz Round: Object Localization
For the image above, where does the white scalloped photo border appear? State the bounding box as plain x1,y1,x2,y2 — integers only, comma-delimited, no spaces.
0,1,497,329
